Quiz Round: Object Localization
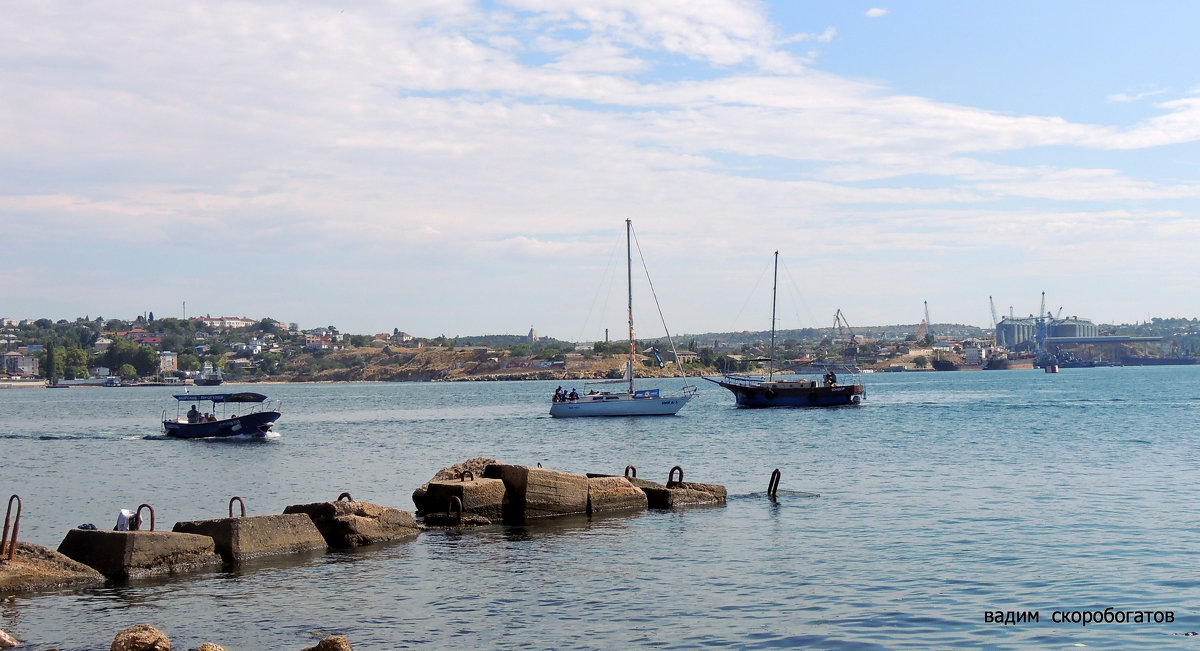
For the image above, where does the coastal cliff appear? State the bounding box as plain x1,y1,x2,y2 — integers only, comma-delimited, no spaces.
266,346,703,383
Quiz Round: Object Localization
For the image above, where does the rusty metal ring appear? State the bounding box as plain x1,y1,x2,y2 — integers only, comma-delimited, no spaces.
448,496,463,524
2,494,22,562
459,470,475,482
337,492,354,502
135,503,156,532
624,465,637,479
229,496,247,518
768,469,781,500
667,466,683,488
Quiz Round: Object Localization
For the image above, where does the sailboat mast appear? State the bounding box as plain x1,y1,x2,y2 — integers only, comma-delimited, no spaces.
626,218,635,394
769,250,778,381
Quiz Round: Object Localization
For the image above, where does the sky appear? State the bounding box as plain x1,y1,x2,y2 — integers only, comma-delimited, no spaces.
5,1,1200,341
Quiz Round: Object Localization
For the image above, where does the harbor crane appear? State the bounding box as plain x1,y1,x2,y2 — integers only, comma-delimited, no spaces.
990,296,1002,347
833,309,859,359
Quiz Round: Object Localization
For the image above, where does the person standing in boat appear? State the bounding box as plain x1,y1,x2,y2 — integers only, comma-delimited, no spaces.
187,404,200,423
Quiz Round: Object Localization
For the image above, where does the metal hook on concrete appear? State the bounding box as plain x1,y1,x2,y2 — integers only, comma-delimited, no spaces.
767,469,781,501
2,494,21,562
667,466,683,488
448,496,463,524
459,470,475,482
536,462,543,468
337,492,354,502
229,496,247,518
134,504,156,532
624,465,637,479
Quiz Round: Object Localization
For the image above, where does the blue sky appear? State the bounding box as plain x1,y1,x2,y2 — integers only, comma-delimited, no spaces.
4,1,1199,340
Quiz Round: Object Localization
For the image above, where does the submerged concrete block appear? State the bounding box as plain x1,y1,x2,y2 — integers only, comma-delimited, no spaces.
628,478,726,509
423,477,506,524
56,528,221,579
283,499,420,548
484,464,589,522
172,513,327,562
587,476,648,515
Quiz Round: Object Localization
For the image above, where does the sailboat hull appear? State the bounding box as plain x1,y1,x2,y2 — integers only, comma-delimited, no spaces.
708,377,864,408
550,393,692,417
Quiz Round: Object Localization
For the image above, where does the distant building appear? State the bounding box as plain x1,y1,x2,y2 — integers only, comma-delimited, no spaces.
528,326,538,344
2,351,37,377
191,316,256,329
159,351,178,373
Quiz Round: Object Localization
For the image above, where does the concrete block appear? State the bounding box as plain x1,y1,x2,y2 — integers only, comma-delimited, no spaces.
412,457,504,513
628,478,726,509
423,477,506,524
56,528,221,579
484,464,588,522
587,476,648,515
283,498,420,548
172,513,327,562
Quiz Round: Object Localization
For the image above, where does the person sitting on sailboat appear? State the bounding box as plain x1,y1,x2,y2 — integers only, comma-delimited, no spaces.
568,388,578,401
823,371,837,387
554,386,564,402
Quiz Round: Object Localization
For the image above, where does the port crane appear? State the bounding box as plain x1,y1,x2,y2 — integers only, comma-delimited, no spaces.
989,296,1003,346
833,309,858,359
916,300,933,340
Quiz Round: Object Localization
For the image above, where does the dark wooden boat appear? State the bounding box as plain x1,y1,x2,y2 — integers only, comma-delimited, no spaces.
162,392,280,438
707,252,865,408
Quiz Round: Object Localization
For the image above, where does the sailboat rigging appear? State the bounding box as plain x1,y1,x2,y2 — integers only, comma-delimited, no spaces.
706,251,865,408
550,220,696,417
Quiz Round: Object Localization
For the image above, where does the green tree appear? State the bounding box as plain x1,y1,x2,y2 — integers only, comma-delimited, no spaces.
913,355,929,369
118,363,138,380
43,341,58,382
177,353,201,372
63,347,90,379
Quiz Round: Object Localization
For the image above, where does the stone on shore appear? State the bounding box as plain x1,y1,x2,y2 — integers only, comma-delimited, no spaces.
0,629,19,648
172,513,328,562
0,541,105,592
411,457,503,514
586,476,648,515
484,464,588,522
56,529,221,580
302,635,353,651
110,623,171,651
283,499,419,548
196,644,225,651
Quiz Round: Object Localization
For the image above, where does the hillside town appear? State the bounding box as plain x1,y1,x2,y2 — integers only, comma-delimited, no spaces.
2,313,1198,387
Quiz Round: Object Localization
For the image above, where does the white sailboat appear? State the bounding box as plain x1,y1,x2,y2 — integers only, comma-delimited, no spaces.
549,220,696,418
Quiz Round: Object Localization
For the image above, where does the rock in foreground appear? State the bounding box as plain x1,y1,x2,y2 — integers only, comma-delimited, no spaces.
0,541,105,592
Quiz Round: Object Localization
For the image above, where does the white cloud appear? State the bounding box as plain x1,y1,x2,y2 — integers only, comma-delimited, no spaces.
866,8,889,18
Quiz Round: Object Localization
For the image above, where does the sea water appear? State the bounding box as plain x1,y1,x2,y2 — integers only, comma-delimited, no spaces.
2,367,1199,649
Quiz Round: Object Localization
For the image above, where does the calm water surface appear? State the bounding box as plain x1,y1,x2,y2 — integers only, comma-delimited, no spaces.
2,367,1199,649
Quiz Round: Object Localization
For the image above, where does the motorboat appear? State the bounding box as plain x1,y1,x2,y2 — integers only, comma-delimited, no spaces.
163,392,280,438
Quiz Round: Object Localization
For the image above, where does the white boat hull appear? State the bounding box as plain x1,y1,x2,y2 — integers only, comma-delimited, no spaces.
550,393,692,417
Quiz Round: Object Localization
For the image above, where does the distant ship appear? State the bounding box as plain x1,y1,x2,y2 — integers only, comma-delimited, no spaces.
196,361,224,386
